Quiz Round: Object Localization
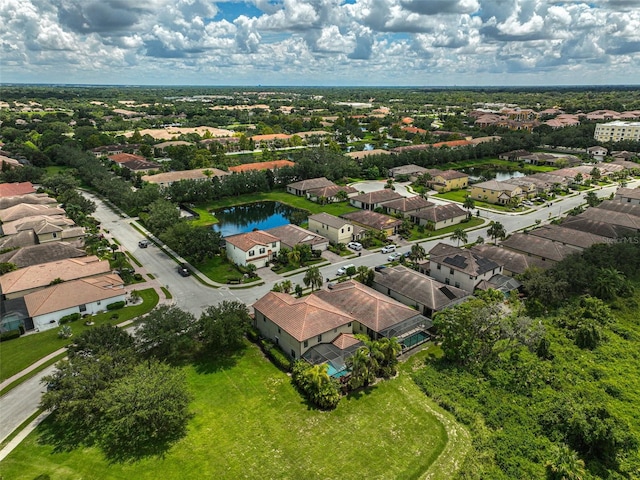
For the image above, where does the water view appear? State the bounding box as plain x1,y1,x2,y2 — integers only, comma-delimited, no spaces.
462,166,527,182
212,201,308,237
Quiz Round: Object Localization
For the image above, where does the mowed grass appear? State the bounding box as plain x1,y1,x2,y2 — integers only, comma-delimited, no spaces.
0,289,159,382
0,344,459,480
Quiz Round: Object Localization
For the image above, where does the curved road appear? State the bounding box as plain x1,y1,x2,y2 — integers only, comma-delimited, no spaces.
1,180,636,454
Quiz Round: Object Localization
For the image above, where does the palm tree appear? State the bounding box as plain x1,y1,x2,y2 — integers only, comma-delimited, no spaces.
377,337,402,376
591,267,624,300
346,348,370,389
545,444,586,480
487,221,506,245
451,228,468,246
280,279,293,294
409,243,426,262
303,266,323,291
287,247,301,266
463,195,475,218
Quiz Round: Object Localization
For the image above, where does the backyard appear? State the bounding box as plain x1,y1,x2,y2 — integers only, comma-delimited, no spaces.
0,344,469,480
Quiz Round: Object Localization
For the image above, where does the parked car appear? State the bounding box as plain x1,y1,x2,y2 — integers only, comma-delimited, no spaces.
337,264,355,276
177,264,190,277
138,239,151,248
374,265,386,272
381,244,397,253
387,252,402,262
347,241,363,251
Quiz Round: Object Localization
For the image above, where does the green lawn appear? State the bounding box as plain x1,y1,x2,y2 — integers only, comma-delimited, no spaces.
0,343,465,480
439,157,557,173
434,190,526,212
195,255,259,284
407,217,485,241
0,289,159,383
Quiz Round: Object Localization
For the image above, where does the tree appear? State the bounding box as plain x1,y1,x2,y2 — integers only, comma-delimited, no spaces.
377,337,402,377
197,301,251,352
303,266,323,291
584,191,602,208
451,227,468,246
355,266,374,286
590,267,625,300
136,305,197,362
142,199,181,236
463,195,475,218
409,243,426,262
346,348,370,389
545,444,586,480
0,262,17,275
97,361,192,461
487,221,506,244
590,166,602,181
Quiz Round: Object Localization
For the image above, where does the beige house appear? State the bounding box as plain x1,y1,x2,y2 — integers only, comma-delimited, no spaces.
382,196,434,217
470,180,523,205
0,255,109,300
349,189,403,210
0,204,65,223
307,213,357,245
341,210,403,237
141,168,229,186
225,230,281,268
286,177,335,196
430,170,469,192
411,204,467,230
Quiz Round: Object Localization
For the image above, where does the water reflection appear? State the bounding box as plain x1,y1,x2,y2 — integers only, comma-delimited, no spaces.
212,201,308,237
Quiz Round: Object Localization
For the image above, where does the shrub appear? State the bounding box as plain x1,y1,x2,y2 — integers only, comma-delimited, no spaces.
58,325,73,339
259,338,292,372
106,301,126,311
246,327,260,343
133,273,143,281
59,313,81,324
0,329,21,342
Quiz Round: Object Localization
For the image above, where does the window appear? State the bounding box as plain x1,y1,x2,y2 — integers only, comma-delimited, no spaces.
449,269,454,275
249,250,255,257
97,301,101,305
304,340,308,348
455,282,460,288
277,327,281,333
436,264,441,270
317,334,322,342
79,304,87,312
291,350,296,359
259,247,265,254
52,232,58,238
445,278,450,285
348,322,352,327
341,228,344,233
272,242,277,247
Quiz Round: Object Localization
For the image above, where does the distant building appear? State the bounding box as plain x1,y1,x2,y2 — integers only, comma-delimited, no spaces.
594,121,640,143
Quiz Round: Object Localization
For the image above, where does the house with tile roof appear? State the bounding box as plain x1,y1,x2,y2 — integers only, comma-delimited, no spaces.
388,164,428,179
427,243,503,292
0,230,37,250
614,187,640,205
597,199,640,217
382,196,434,217
0,242,86,268
225,230,281,268
108,152,146,165
576,207,640,230
286,177,335,196
349,189,403,210
0,203,65,223
0,255,110,300
372,265,469,317
341,210,403,236
264,224,329,251
561,216,633,239
528,225,609,250
228,160,295,173
469,180,523,205
307,213,359,245
1,215,83,244
24,274,125,332
0,182,36,198
501,233,582,265
305,184,358,203
0,193,58,210
411,204,467,230
429,170,469,192
141,168,229,186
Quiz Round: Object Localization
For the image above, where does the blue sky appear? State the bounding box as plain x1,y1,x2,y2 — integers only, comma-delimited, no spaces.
2,0,639,86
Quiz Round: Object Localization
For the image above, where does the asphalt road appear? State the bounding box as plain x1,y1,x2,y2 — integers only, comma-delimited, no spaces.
0,179,636,452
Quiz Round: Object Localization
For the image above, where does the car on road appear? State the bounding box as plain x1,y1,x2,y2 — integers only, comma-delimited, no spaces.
347,241,363,251
177,263,191,277
522,200,534,206
387,252,402,262
381,244,397,253
138,239,151,248
336,264,355,276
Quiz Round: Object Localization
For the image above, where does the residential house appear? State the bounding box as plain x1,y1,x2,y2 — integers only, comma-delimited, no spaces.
308,213,359,245
306,184,358,203
225,230,281,268
371,265,469,317
587,146,608,161
427,243,503,292
264,224,329,251
341,210,403,236
345,149,391,162
0,204,66,223
501,233,582,264
575,207,640,231
614,187,640,205
0,242,86,268
0,255,110,300
411,204,467,230
141,168,229,186
469,180,523,205
228,160,295,173
528,224,609,250
470,244,549,276
499,150,532,161
1,215,84,244
388,164,428,179
119,158,161,173
429,170,469,192
561,216,633,239
0,230,37,250
108,152,146,165
502,178,537,198
475,274,522,296
0,193,58,210
24,274,126,332
597,200,640,217
0,182,36,198
286,177,335,196
382,196,434,217
349,189,403,210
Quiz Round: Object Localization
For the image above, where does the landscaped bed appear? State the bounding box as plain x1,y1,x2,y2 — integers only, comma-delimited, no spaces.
0,344,467,480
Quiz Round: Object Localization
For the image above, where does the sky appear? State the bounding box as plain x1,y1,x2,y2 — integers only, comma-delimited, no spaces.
2,0,640,87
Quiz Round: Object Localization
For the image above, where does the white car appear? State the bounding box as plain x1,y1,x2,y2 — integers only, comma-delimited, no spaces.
381,244,397,253
337,264,355,276
347,241,363,251
387,252,402,262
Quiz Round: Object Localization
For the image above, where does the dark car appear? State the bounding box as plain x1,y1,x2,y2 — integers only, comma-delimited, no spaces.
177,264,190,277
138,240,151,248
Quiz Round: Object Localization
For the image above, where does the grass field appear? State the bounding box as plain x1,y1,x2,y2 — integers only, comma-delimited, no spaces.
407,217,485,241
434,190,527,212
0,288,159,383
0,344,468,480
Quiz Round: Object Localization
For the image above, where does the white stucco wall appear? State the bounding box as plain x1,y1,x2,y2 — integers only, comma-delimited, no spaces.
32,293,127,332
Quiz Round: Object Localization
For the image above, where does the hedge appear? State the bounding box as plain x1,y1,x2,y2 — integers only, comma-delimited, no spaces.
0,329,21,342
259,338,292,372
59,313,81,324
106,300,126,311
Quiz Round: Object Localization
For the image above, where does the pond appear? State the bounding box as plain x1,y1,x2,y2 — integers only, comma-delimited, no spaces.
211,201,309,237
462,166,527,182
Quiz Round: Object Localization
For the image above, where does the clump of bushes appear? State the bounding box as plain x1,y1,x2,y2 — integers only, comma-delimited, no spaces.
0,329,21,342
291,360,341,410
59,313,81,324
106,301,126,311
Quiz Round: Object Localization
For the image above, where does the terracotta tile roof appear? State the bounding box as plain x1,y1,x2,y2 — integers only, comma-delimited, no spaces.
108,153,146,164
437,169,468,180
225,230,279,251
306,184,358,198
142,168,229,184
315,281,422,333
429,243,501,276
0,182,35,198
24,274,125,317
331,333,361,350
253,291,354,342
412,204,466,223
228,160,295,173
341,210,402,231
264,224,328,250
0,242,86,268
0,193,57,210
373,265,469,311
0,255,109,296
250,133,291,142
308,212,352,230
287,177,335,191
350,189,403,205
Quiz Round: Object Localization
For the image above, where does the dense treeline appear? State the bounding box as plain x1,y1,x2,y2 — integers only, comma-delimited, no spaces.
414,238,640,479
